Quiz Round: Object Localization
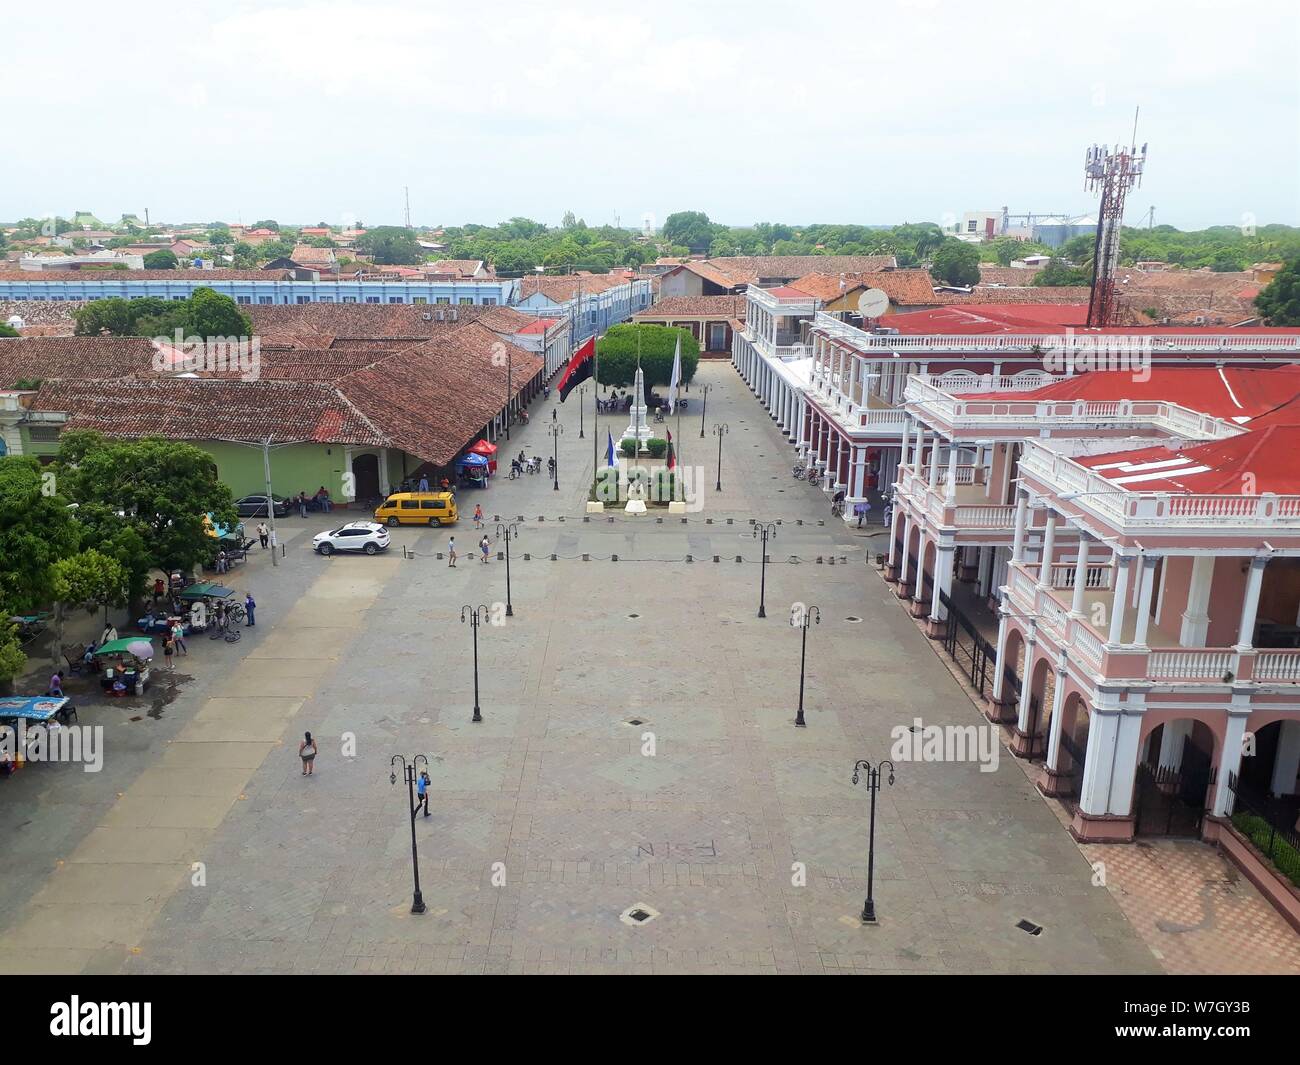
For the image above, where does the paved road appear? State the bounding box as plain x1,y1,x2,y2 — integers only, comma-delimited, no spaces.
0,363,1160,974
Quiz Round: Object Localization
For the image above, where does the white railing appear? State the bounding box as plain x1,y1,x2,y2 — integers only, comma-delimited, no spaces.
1071,622,1105,670
904,378,1245,441
1038,593,1069,639
954,504,1016,527
936,464,979,486
1049,563,1112,590
811,314,1300,354
930,372,1054,392
1019,442,1300,529
1147,650,1234,681
1254,652,1300,682
858,408,908,430
1009,565,1037,608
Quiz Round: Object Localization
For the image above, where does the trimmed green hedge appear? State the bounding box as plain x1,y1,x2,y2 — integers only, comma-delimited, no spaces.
596,324,699,389
645,438,668,458
1231,811,1300,886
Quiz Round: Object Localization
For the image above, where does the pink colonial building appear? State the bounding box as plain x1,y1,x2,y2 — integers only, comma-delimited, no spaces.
887,366,1300,846
732,295,1300,525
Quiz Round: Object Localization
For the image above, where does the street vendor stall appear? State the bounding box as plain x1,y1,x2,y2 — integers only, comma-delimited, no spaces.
0,696,77,776
177,582,244,638
455,451,490,488
92,638,153,695
468,438,498,475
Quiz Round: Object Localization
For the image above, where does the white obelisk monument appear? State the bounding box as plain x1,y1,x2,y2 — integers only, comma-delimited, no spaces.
624,364,652,452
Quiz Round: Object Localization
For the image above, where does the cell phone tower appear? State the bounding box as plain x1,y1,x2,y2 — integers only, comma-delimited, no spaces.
1084,113,1148,327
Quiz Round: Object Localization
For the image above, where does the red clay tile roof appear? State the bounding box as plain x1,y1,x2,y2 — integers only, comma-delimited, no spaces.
0,269,294,282
0,336,159,387
634,296,745,319
788,269,937,306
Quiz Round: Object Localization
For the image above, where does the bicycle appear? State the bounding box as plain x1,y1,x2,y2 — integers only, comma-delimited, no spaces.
831,498,846,518
807,467,820,484
791,463,806,479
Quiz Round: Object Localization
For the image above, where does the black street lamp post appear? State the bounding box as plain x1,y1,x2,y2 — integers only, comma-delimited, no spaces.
792,605,820,727
578,384,587,438
851,759,895,924
713,422,728,492
698,383,712,437
550,423,564,492
505,346,513,442
752,522,777,618
389,754,430,914
461,604,489,722
495,521,520,617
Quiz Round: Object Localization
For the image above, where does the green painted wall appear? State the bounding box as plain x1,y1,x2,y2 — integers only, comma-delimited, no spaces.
201,440,350,500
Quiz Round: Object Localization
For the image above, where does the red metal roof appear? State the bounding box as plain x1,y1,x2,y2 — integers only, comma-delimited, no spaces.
883,304,1300,337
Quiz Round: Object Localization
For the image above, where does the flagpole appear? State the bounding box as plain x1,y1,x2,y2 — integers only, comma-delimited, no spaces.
592,332,599,498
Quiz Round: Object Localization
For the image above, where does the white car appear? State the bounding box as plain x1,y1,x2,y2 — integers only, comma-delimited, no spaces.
313,521,390,556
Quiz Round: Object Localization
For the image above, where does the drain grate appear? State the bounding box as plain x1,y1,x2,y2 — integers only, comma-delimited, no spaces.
628,909,651,922
1015,919,1043,936
626,718,645,727
846,616,863,623
619,902,660,926
627,613,640,619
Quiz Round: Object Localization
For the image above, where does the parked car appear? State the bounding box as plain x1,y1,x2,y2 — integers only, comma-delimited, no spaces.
374,491,458,527
312,522,390,556
235,494,290,518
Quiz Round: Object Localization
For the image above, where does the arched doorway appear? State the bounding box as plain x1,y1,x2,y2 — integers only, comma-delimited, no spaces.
1014,653,1051,759
1134,718,1219,836
1047,692,1090,806
351,453,380,504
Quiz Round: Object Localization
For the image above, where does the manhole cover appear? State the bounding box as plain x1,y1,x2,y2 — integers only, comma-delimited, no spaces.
620,903,660,926
1015,919,1043,936
846,616,863,623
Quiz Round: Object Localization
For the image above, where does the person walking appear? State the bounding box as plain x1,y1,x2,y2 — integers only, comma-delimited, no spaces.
172,620,188,656
256,521,269,549
417,474,430,493
244,592,257,627
479,535,491,564
162,633,175,671
48,670,63,697
447,536,457,567
416,770,430,817
298,492,308,519
473,503,483,529
299,731,317,776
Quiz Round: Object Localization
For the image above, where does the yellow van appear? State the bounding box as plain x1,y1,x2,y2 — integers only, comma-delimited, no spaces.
374,492,459,527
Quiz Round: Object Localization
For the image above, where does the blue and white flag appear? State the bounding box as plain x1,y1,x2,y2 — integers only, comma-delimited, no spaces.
606,428,618,467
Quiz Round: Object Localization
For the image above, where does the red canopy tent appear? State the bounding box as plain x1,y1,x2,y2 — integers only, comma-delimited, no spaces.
469,439,497,473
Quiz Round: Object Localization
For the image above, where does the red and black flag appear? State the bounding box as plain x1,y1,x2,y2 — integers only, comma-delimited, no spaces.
665,428,676,471
557,336,596,403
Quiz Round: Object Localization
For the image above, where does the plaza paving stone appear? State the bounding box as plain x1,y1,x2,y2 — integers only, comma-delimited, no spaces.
0,361,1289,974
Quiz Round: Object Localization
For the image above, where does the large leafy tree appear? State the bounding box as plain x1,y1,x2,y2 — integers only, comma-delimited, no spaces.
929,241,981,286
663,211,718,253
143,249,179,269
595,324,699,389
1032,258,1091,286
49,548,129,666
0,456,81,616
356,226,422,265
1256,259,1300,325
73,288,250,339
55,431,239,594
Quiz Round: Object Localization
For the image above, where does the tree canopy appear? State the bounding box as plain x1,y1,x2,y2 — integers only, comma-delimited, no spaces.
1256,259,1300,325
929,241,981,286
74,288,251,339
143,249,179,269
355,226,422,265
595,324,699,389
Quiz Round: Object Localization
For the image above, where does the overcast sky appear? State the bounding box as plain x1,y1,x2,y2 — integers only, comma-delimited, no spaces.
7,0,1299,232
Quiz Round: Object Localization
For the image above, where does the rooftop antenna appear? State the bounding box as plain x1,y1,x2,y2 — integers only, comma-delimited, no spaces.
404,187,412,230
1084,106,1148,327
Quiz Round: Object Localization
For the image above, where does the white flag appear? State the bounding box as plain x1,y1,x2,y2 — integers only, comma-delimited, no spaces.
668,334,682,414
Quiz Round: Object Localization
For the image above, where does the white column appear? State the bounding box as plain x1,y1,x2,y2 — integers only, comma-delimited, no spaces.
930,545,955,622
1213,711,1250,816
1179,554,1215,646
1078,708,1143,816
927,433,941,487
1133,555,1159,646
1107,554,1132,645
1015,630,1037,733
945,444,959,504
1070,536,1090,615
1011,491,1029,564
978,545,995,599
1045,659,1068,771
1037,511,1057,589
898,515,915,589
850,445,867,498
990,608,1010,702
1270,720,1300,796
1235,556,1268,650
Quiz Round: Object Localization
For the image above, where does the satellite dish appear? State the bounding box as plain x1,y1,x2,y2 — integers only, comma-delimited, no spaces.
856,288,889,318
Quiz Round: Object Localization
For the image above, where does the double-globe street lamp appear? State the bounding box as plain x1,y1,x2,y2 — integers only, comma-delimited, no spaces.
851,759,896,924
713,422,728,492
752,522,777,618
698,383,712,437
791,604,820,728
578,383,588,439
461,604,489,723
549,422,564,492
495,521,521,617
389,754,431,914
